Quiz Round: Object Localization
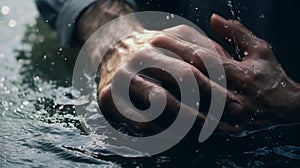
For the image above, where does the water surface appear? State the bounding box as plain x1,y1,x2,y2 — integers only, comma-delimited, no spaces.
1,0,300,167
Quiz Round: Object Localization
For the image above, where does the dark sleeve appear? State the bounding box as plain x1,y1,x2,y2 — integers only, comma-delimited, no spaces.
36,0,137,48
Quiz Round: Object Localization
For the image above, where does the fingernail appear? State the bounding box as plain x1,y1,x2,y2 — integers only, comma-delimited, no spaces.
229,102,243,115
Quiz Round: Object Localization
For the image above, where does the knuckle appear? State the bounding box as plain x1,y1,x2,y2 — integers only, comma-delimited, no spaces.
114,66,129,77
151,33,170,44
98,85,112,106
253,39,273,58
174,24,194,32
149,86,166,100
129,47,154,64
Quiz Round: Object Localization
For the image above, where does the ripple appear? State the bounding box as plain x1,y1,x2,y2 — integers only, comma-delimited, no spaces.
273,146,300,160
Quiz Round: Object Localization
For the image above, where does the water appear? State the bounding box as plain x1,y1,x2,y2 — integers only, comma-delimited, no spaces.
1,0,300,167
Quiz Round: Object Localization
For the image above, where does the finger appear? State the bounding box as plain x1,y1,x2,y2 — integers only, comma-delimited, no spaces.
151,34,228,73
150,34,253,92
210,14,272,59
163,25,213,50
98,84,164,134
129,48,244,116
152,33,255,92
163,25,232,58
130,74,206,128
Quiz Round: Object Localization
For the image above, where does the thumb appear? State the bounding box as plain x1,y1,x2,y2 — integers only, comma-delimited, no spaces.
210,14,260,59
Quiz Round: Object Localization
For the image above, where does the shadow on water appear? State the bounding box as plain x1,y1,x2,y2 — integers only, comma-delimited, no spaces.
11,15,300,167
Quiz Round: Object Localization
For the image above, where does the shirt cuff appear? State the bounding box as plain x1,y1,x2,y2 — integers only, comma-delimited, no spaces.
56,0,137,48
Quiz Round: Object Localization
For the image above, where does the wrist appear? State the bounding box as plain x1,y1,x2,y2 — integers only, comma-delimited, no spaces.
281,76,300,121
97,30,160,92
77,0,135,42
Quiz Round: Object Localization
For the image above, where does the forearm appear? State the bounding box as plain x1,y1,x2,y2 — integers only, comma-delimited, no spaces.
77,0,136,42
76,0,156,92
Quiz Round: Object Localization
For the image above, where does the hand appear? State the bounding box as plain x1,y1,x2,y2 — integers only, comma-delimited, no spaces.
151,14,300,131
97,29,244,136
209,14,300,127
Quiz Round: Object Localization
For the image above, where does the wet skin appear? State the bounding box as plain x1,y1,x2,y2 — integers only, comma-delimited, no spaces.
77,1,300,136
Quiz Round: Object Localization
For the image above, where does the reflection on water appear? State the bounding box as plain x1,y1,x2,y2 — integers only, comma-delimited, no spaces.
1,0,300,167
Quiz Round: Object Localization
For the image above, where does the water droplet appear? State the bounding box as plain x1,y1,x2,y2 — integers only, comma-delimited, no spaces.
8,19,17,27
45,20,49,23
224,23,228,28
68,24,71,27
11,87,18,92
59,48,63,51
243,51,249,56
195,7,198,10
227,38,232,42
171,14,174,18
259,14,265,19
166,15,169,20
196,102,200,106
280,81,286,88
0,77,5,83
1,6,10,15
58,105,64,110
190,60,194,64
34,76,40,81
139,62,143,65
0,53,5,59
179,78,183,82
22,101,29,106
